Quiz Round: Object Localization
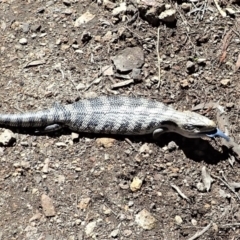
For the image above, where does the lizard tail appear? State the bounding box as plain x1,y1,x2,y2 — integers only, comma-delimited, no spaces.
0,108,63,128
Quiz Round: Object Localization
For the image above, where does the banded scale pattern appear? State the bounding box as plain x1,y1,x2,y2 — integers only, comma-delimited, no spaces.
67,96,171,134
0,96,217,137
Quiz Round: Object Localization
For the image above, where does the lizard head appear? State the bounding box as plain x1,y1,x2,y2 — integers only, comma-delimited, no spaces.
161,111,229,141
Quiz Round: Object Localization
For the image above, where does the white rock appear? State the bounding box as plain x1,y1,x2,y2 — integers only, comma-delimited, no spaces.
102,31,112,42
175,215,183,225
103,0,115,10
191,219,197,226
42,158,50,173
102,65,114,76
78,197,91,210
57,175,66,183
130,176,143,192
112,2,127,16
220,79,231,86
96,138,115,148
85,221,96,237
0,129,16,146
165,4,171,10
110,229,119,238
102,205,112,215
202,166,214,192
181,3,191,11
21,161,30,169
139,143,150,154
135,209,157,230
19,38,28,45
84,91,98,99
167,141,178,151
226,8,236,16
74,11,95,27
159,9,176,23
76,83,85,90
196,182,205,192
71,132,79,140
75,219,81,225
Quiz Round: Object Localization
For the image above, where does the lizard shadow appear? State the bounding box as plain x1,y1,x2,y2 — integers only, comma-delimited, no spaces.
5,127,229,164
113,132,229,165
87,132,228,164
153,133,229,164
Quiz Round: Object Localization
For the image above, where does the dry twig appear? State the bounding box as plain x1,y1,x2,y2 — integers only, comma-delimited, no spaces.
156,27,161,89
84,77,102,92
220,223,240,228
213,0,226,18
124,138,137,151
67,70,78,91
219,29,233,65
171,184,190,202
211,173,240,201
187,222,212,240
111,79,134,89
235,53,240,72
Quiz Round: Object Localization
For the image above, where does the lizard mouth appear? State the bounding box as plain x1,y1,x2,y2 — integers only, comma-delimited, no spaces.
204,128,229,141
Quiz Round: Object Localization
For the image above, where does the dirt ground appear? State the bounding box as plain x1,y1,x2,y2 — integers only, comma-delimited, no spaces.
1,0,240,239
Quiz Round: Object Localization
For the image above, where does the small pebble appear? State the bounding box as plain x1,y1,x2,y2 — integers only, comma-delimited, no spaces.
36,7,45,13
220,79,230,86
186,61,196,73
78,197,91,210
41,194,56,217
130,176,143,192
197,58,206,64
110,229,119,238
226,102,234,108
128,201,134,207
191,219,197,226
20,141,29,147
159,9,176,23
139,143,150,154
196,182,205,192
63,0,71,6
63,8,73,15
71,132,79,140
85,221,96,237
19,38,28,45
135,209,157,230
31,24,41,32
21,23,30,33
72,44,79,49
96,138,115,148
102,205,111,215
55,142,67,147
181,3,191,11
0,129,16,146
175,215,183,225
76,83,85,90
123,230,132,237
167,141,178,151
226,8,235,16
42,158,50,173
75,219,81,225
81,31,92,43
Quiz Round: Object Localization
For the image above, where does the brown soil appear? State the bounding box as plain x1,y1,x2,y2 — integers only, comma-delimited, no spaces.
0,0,240,239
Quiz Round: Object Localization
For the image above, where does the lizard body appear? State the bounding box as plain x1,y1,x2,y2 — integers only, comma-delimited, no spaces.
0,96,229,140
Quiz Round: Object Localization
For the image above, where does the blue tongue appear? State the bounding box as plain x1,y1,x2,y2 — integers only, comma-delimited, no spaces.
206,128,229,141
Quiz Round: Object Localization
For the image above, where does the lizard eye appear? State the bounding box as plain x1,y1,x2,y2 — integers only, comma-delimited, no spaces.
183,124,205,130
183,124,195,131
